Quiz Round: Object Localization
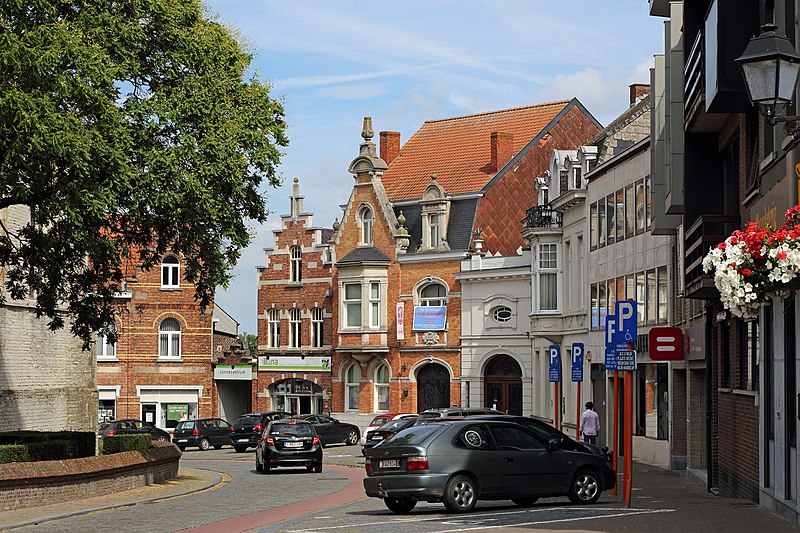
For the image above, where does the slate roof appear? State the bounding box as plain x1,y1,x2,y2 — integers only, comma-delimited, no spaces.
336,246,391,265
393,197,478,253
320,228,335,243
381,101,569,200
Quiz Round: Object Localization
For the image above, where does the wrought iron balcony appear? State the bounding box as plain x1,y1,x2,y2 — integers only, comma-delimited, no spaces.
684,214,740,299
525,205,563,229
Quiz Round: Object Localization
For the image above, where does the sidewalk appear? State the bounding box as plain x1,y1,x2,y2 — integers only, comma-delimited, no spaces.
0,467,222,531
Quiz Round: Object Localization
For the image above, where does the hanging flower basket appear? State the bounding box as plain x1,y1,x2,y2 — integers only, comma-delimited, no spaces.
702,205,800,320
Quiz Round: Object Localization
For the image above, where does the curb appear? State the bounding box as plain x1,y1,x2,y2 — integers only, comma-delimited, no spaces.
0,467,223,531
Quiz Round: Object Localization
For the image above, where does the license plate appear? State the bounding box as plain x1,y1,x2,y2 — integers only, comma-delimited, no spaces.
237,439,249,442
380,459,399,468
176,439,187,443
370,435,384,441
284,441,303,448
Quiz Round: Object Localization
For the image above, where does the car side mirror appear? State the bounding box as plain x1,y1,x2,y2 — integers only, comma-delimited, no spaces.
546,439,558,452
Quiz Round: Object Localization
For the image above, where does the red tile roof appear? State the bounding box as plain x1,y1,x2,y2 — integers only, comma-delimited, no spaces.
381,101,569,200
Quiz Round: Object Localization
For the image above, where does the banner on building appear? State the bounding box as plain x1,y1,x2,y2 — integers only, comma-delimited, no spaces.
412,306,447,331
258,356,331,372
213,365,253,380
396,302,405,340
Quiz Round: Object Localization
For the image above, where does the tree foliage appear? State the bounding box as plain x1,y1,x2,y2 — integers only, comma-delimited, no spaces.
237,332,257,358
0,1,288,346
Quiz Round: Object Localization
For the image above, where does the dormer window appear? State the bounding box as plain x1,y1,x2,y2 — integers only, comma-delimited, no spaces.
421,176,449,251
429,214,440,248
573,166,582,189
360,206,373,245
559,169,568,194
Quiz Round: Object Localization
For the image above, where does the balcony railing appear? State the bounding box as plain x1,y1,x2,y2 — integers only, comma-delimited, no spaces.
525,205,563,229
684,30,704,126
684,214,740,298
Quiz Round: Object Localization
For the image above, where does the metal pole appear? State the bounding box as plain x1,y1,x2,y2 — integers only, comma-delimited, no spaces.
555,382,560,431
612,370,619,496
576,381,581,441
624,370,633,507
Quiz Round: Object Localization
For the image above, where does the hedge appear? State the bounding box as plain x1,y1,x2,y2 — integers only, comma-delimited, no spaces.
99,434,152,455
0,431,95,458
0,439,78,464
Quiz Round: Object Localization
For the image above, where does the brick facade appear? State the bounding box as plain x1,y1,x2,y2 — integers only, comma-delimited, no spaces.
255,179,333,415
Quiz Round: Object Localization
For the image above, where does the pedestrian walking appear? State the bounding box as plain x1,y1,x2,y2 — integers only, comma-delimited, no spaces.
580,401,599,445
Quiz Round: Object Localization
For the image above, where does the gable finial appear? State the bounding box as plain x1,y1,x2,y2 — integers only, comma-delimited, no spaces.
362,116,374,142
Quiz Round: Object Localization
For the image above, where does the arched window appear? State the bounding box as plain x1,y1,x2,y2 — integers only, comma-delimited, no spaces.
289,308,301,348
311,307,324,348
360,206,373,245
96,323,116,360
290,246,302,283
267,309,280,348
345,363,361,411
161,255,180,288
374,364,390,412
159,318,181,358
420,283,447,306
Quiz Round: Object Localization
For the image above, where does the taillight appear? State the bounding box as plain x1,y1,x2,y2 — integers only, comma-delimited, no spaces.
192,428,199,436
106,429,117,436
406,456,429,471
230,425,235,432
365,460,373,475
266,437,275,446
312,436,320,445
253,423,263,432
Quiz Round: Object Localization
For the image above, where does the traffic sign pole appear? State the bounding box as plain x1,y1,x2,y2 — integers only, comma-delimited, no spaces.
554,382,560,431
612,370,619,496
624,368,633,508
576,381,581,441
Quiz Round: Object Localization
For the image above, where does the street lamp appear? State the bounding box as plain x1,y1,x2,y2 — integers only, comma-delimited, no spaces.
736,22,800,126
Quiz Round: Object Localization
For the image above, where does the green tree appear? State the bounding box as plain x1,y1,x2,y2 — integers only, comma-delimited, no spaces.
0,1,288,346
237,332,258,358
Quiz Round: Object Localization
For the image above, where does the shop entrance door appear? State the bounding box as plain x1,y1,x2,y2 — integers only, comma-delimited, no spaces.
141,404,157,426
483,355,523,415
417,363,450,412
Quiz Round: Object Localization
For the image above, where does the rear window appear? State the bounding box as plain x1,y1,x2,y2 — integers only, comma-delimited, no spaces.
235,415,262,426
382,425,443,446
371,416,390,426
270,423,315,437
379,419,414,431
99,423,112,431
418,412,442,419
176,421,195,430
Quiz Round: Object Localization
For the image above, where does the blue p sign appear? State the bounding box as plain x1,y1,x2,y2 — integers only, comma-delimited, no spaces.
548,345,561,383
614,300,637,344
571,342,584,382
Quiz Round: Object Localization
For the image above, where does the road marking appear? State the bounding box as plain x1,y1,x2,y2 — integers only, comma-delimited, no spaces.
440,508,676,532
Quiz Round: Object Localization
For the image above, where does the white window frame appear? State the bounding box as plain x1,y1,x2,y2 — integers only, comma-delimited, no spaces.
290,246,302,283
311,307,323,348
343,283,362,328
345,363,361,411
429,213,440,249
96,324,117,360
161,255,180,288
360,206,373,245
158,318,181,359
268,309,280,348
374,363,390,412
535,243,559,313
420,283,447,307
289,308,301,348
369,282,381,328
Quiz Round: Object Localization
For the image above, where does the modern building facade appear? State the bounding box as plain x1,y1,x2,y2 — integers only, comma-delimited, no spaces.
255,178,334,416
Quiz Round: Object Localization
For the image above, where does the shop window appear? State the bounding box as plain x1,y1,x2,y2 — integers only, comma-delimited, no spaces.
161,255,180,288
290,246,302,283
289,308,301,348
311,307,323,348
96,324,116,360
344,283,362,328
345,363,361,411
420,282,447,306
360,206,373,245
374,364,390,412
158,318,181,358
268,309,280,348
635,364,669,439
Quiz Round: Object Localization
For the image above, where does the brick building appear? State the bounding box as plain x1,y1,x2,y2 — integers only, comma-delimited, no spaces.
329,101,601,422
96,252,215,429
255,178,334,415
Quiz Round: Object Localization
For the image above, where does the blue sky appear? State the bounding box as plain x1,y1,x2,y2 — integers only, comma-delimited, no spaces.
206,0,665,335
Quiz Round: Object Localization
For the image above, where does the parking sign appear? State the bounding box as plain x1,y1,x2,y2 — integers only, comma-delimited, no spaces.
614,300,637,344
571,343,584,382
548,345,561,382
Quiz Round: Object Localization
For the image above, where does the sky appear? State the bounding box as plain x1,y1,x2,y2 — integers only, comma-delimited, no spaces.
206,0,666,335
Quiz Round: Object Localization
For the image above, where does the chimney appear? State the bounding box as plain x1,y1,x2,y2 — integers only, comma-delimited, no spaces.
629,83,651,106
380,131,401,165
490,132,514,173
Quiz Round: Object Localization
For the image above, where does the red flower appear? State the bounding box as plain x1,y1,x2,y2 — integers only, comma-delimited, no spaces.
777,250,788,260
718,242,727,250
741,268,751,277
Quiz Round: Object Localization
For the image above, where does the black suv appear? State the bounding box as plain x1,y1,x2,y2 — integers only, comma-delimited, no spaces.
255,419,323,474
98,419,171,443
173,418,233,451
231,412,291,452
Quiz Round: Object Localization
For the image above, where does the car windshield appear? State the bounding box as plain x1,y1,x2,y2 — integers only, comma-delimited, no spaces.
270,423,314,437
382,425,443,446
235,415,262,426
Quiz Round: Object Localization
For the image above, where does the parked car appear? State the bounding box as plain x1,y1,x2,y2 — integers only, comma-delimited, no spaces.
361,418,417,453
417,407,504,420
361,413,417,445
173,418,233,451
98,419,171,443
231,411,292,452
255,419,323,474
363,419,616,514
469,414,609,457
295,414,360,446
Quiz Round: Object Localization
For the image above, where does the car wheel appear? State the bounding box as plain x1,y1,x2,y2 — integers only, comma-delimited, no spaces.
234,446,248,453
255,455,264,473
346,429,359,446
511,497,539,507
384,497,417,514
199,438,210,451
314,462,323,473
264,462,272,474
213,445,224,450
442,474,477,513
156,435,168,443
568,469,601,504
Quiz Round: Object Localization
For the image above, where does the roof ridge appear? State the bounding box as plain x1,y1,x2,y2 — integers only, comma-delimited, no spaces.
422,100,570,124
